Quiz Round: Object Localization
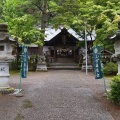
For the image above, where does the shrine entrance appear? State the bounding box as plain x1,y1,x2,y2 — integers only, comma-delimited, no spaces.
47,45,78,63
44,27,94,65
44,28,80,63
56,48,73,58
55,46,76,63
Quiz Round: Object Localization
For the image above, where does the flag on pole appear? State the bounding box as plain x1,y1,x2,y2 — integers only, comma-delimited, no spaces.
21,45,28,78
93,46,102,79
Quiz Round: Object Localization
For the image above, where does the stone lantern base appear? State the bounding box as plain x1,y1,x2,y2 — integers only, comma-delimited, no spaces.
0,62,15,94
36,63,47,71
0,75,10,88
0,62,10,88
36,54,47,71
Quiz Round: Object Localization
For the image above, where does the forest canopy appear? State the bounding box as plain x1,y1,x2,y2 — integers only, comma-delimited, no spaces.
0,0,120,51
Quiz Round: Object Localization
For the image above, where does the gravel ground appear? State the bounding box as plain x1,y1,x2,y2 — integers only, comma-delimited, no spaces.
0,70,115,120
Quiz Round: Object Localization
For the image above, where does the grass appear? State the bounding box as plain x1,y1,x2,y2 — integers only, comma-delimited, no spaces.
0,87,15,94
14,113,24,120
22,99,34,109
10,70,20,75
104,75,116,79
10,70,36,75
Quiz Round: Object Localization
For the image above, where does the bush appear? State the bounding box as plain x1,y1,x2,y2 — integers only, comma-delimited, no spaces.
107,75,120,105
10,60,21,70
103,62,118,75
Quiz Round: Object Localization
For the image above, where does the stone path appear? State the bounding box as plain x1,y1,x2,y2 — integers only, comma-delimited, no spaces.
0,70,114,120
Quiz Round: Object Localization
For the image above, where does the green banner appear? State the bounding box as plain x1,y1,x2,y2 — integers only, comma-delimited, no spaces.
93,46,102,79
21,45,28,78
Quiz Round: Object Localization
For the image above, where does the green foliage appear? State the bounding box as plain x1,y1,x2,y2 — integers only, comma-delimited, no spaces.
103,62,118,75
76,41,85,47
14,113,25,120
10,59,21,70
0,0,4,22
0,0,120,51
107,75,120,105
1,0,44,46
94,1,120,50
22,99,34,109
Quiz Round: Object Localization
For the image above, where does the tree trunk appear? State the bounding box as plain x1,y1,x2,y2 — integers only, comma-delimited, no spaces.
39,0,47,55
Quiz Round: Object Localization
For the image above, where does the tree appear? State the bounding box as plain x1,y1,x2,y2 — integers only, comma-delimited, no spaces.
0,0,4,22
29,0,48,54
1,0,120,53
1,0,44,46
49,0,120,52
94,0,120,51
49,0,97,51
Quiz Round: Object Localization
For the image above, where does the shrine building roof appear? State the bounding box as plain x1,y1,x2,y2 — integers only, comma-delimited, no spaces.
44,26,96,42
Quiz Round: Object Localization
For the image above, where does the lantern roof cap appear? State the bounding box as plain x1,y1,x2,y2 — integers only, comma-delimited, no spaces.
0,23,16,43
109,21,120,41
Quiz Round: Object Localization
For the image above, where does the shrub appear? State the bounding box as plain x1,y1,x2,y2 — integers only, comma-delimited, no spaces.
103,62,118,75
107,75,120,105
10,59,21,70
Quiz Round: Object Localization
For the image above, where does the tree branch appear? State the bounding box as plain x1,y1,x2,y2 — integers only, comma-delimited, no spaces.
32,3,43,12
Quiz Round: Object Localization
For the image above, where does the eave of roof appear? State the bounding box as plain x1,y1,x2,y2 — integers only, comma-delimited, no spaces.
44,27,96,42
101,49,113,54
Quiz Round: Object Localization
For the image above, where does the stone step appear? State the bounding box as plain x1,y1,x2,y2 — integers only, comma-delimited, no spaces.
56,58,74,63
47,66,81,70
50,63,77,66
48,62,81,70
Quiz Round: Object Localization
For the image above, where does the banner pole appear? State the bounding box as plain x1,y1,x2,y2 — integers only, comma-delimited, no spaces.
100,51,107,93
18,66,22,93
18,49,23,93
103,77,107,92
102,70,107,92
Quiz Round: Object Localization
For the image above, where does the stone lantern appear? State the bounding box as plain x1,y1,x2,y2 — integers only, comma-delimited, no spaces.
110,21,120,74
0,23,16,89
